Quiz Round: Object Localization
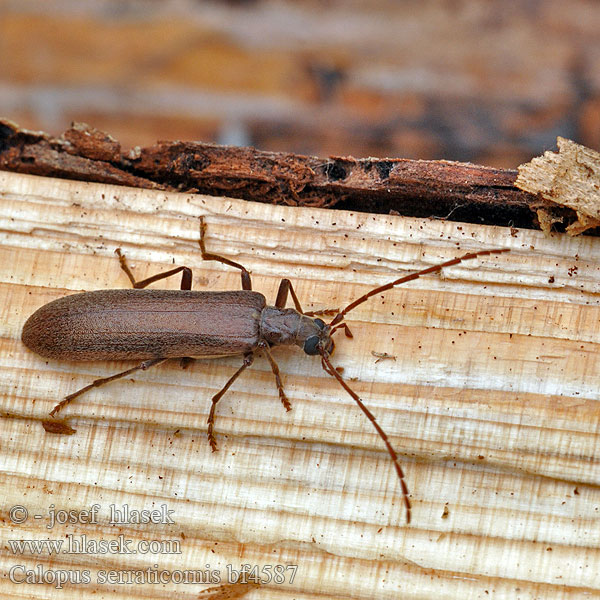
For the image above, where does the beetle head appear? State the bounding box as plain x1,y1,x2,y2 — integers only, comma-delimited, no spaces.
303,317,335,356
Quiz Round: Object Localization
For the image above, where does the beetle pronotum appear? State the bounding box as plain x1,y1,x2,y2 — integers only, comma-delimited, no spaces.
22,217,509,523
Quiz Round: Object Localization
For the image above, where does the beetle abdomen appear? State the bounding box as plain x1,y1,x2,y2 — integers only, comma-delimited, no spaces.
22,289,266,361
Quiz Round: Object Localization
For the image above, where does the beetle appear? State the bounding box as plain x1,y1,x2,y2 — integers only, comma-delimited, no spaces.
22,216,509,524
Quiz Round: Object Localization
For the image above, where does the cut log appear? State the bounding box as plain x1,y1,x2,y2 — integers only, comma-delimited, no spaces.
1,171,598,598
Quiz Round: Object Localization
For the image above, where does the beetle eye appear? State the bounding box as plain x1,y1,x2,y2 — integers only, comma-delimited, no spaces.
303,335,320,355
314,318,325,330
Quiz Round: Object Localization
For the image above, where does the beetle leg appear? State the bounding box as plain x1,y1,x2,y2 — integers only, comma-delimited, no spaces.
49,358,168,418
275,278,338,317
258,340,291,412
199,216,252,291
115,249,193,290
275,278,304,312
332,323,353,338
207,352,255,452
303,308,340,317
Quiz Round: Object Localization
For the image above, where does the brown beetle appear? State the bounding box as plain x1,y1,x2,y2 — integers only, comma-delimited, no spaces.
22,216,509,524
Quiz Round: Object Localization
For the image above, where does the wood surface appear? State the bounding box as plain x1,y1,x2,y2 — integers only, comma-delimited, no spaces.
1,171,599,599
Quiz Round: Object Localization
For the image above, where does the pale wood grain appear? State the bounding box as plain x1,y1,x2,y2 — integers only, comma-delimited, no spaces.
1,171,599,599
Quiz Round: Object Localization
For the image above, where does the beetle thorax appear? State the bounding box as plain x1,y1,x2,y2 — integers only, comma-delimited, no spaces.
260,306,325,351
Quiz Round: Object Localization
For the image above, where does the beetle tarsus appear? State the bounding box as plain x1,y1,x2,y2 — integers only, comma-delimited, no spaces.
207,426,218,452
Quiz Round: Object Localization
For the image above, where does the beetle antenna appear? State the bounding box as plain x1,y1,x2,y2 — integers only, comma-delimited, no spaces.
329,248,509,327
320,349,411,524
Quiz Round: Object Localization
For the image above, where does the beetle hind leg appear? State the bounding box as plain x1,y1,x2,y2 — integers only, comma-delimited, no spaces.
50,358,167,418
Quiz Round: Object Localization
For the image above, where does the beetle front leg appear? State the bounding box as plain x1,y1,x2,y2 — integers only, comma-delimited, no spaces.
275,278,338,317
207,352,254,452
275,278,304,312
